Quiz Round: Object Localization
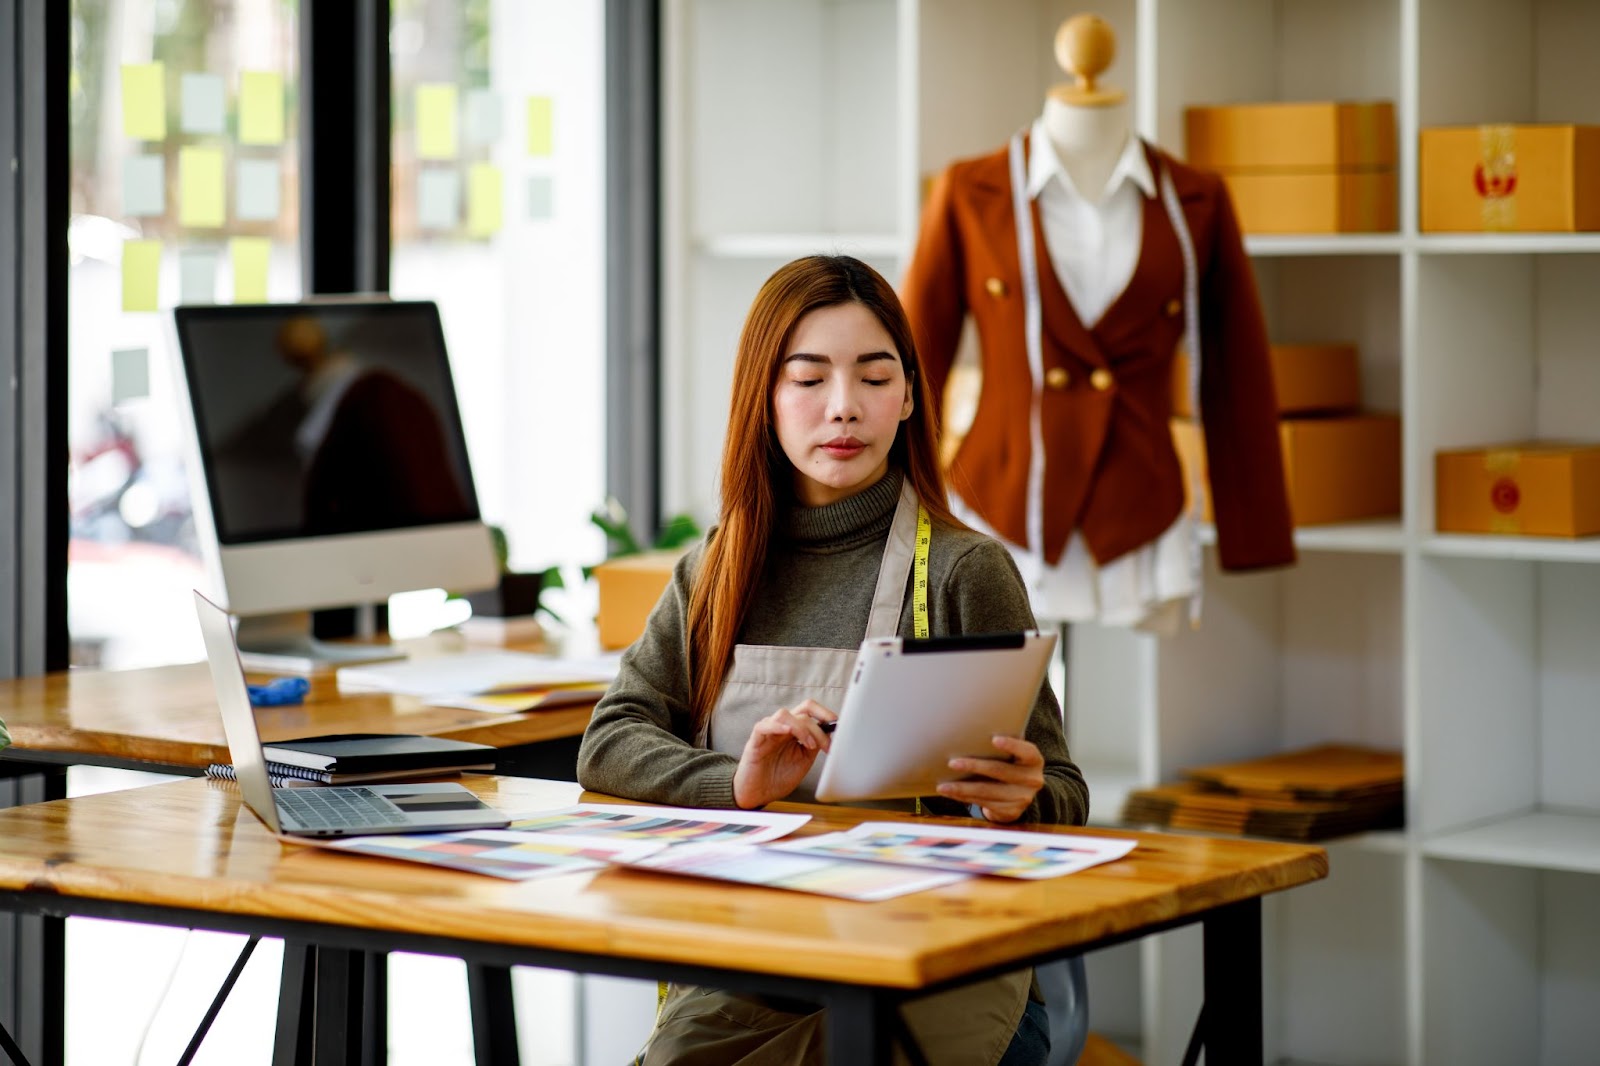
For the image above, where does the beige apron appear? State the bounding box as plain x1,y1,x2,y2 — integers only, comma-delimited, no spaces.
643,481,1032,1066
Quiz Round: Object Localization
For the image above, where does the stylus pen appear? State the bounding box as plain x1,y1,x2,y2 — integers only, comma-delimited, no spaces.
818,721,837,734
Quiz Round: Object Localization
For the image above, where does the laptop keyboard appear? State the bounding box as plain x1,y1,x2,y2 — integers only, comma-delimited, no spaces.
275,787,401,829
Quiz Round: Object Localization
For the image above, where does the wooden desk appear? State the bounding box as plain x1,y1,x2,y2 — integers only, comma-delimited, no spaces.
0,659,594,773
0,650,597,1066
0,776,1327,1065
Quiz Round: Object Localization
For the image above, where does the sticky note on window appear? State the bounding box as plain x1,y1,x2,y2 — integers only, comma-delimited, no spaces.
467,164,503,237
464,90,502,147
121,64,166,141
111,348,150,405
527,175,554,220
230,237,270,303
236,158,281,221
179,248,218,305
181,73,226,134
416,84,459,160
417,169,461,229
238,71,285,145
179,146,226,228
122,154,165,217
526,96,553,156
121,239,162,311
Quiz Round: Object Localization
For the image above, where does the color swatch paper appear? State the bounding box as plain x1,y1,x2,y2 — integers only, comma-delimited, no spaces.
111,348,150,404
122,154,165,217
230,237,270,303
121,239,162,311
180,73,226,134
527,175,554,220
235,158,281,221
467,163,503,237
416,84,459,160
120,64,166,141
179,146,226,228
238,71,285,145
179,249,218,305
526,96,553,156
417,169,461,229
464,89,502,146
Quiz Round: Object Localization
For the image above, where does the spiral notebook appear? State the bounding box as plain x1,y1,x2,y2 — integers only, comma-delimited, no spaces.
202,762,478,789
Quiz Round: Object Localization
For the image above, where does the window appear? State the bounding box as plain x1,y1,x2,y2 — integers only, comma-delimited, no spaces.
68,0,301,669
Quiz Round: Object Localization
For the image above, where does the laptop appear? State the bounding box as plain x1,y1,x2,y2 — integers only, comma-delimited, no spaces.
194,590,512,838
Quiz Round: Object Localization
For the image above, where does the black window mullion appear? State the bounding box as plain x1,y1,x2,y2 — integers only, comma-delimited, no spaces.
301,0,391,295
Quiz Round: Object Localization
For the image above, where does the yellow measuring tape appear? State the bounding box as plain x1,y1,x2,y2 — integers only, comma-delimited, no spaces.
913,504,930,817
913,504,931,641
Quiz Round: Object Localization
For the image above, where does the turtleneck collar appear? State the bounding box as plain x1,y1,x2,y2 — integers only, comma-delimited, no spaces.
782,469,904,552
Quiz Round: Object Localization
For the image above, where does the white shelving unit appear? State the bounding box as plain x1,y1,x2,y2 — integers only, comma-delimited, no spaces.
663,1,1600,1063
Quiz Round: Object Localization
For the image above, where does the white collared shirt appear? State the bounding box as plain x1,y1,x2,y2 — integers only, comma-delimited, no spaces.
951,122,1195,633
1026,117,1155,329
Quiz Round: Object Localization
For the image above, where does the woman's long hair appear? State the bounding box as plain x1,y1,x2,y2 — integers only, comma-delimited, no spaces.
686,255,960,740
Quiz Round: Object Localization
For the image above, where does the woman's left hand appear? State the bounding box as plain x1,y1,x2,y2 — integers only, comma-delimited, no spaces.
935,735,1044,824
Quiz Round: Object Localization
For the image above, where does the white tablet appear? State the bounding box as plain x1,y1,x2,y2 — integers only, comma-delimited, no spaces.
814,631,1057,803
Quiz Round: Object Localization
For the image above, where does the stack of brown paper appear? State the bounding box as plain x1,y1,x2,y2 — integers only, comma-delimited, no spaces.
1121,744,1403,841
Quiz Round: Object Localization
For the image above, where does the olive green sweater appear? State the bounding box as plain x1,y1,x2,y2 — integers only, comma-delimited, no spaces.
576,470,1090,825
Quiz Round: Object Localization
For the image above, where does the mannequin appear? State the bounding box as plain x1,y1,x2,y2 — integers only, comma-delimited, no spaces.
900,12,1295,633
1040,14,1129,203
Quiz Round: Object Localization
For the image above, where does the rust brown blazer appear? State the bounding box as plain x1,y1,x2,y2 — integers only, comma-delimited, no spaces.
902,137,1295,572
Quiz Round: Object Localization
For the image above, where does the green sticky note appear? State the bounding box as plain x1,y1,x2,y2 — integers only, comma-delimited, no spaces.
238,71,285,145
416,84,459,160
121,239,162,311
121,63,167,141
230,237,270,303
526,96,553,156
179,146,226,228
467,164,503,237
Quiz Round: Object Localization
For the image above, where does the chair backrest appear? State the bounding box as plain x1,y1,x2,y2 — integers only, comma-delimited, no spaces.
1037,954,1089,1066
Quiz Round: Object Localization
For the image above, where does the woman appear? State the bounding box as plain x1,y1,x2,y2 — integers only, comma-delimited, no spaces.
577,255,1089,1065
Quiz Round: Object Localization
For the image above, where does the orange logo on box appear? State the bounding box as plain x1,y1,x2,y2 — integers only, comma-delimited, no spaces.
1473,162,1517,200
1490,477,1521,514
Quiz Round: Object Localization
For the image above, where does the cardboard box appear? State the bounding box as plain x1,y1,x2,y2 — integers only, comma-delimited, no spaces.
1186,102,1397,170
1219,170,1398,234
1173,344,1362,418
1420,125,1600,232
1435,443,1600,537
1173,414,1401,526
594,549,688,650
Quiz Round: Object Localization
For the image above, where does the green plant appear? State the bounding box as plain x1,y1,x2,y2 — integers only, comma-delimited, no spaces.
0,718,10,752
584,498,701,578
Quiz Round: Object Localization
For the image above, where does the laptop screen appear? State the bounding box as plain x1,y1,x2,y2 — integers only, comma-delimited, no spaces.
193,590,284,832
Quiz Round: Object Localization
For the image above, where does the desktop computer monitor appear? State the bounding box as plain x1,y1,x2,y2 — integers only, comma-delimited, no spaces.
173,298,498,671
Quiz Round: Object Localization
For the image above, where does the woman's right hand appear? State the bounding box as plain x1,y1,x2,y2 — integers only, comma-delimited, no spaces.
732,699,837,809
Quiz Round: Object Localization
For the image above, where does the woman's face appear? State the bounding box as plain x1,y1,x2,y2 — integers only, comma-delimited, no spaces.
772,301,914,508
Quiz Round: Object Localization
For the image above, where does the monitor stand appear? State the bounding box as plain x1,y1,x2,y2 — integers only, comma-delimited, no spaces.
235,610,407,675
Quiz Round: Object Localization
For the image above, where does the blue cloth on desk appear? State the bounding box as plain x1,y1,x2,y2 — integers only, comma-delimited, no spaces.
247,677,309,707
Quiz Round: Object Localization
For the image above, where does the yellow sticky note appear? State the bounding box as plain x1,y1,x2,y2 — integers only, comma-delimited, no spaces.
467,163,503,237
121,63,166,141
416,84,459,160
179,146,226,228
238,71,285,145
230,237,270,303
526,96,553,156
121,239,162,312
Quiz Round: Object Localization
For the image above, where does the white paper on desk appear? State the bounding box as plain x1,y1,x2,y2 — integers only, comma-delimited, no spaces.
507,803,809,846
618,842,968,902
771,823,1138,880
321,829,663,881
337,650,620,697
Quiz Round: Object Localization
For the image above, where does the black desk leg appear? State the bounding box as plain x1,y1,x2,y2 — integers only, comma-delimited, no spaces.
825,987,892,1065
466,964,520,1066
1203,897,1264,1065
0,767,67,1066
273,943,385,1066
